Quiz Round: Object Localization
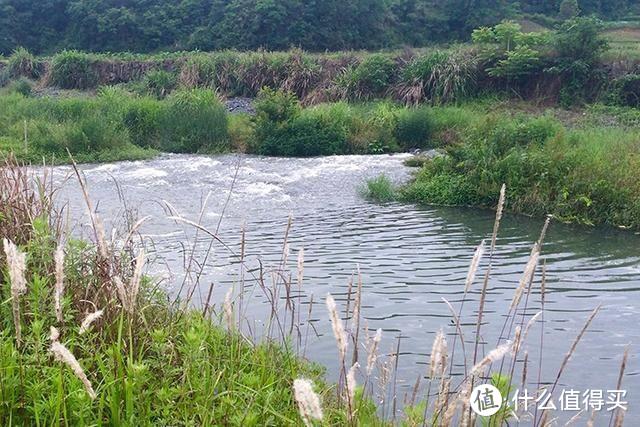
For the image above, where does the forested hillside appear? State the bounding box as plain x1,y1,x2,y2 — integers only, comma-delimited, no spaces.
1,0,638,54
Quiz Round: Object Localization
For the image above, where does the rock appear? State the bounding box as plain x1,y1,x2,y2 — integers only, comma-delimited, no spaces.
225,97,255,115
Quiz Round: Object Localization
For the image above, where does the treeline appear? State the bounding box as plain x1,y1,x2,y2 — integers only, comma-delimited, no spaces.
0,0,638,54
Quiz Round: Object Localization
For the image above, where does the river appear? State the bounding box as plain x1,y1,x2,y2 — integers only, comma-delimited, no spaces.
52,153,639,423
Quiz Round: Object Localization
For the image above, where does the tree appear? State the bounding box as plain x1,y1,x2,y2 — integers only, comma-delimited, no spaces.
558,0,580,20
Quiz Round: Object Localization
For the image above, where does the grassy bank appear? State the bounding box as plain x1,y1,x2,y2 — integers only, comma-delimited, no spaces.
0,159,373,425
362,102,640,229
0,87,438,162
2,18,640,108
0,87,229,164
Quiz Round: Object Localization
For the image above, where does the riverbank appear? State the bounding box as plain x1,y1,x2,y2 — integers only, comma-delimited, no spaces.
3,84,640,229
362,101,640,230
0,158,380,425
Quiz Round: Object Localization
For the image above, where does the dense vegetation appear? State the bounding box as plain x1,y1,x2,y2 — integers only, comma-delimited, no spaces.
362,102,640,229
3,18,638,108
1,0,639,54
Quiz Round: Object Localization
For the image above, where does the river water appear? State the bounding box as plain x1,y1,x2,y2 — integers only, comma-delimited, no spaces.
52,153,639,423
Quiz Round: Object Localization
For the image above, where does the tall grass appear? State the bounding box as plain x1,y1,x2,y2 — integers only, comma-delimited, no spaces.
402,108,640,228
0,88,230,163
0,156,630,425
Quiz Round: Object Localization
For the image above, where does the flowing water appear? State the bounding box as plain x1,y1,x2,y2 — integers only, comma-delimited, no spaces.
52,153,639,423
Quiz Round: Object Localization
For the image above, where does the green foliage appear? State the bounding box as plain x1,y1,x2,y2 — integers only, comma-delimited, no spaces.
398,50,478,104
394,107,433,149
558,0,580,21
50,51,97,90
122,98,166,148
550,17,609,105
473,21,549,80
143,69,177,98
342,54,397,100
554,17,609,66
6,47,42,79
252,88,350,156
483,374,514,426
161,89,229,153
0,0,637,56
610,74,640,107
403,107,640,228
362,175,397,202
8,78,33,97
488,46,543,78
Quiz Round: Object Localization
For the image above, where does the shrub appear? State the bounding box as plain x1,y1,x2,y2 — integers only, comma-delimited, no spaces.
558,0,580,20
251,88,351,156
610,74,640,107
50,51,97,90
8,78,33,97
144,70,177,98
396,50,479,105
362,175,396,202
161,89,229,153
341,54,396,100
394,107,433,149
7,47,42,79
122,98,166,148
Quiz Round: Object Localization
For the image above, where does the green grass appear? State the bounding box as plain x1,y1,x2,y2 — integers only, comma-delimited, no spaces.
401,104,640,229
361,175,397,202
0,88,229,164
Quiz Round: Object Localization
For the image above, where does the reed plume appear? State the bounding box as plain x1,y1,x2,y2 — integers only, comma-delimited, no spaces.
366,328,382,375
464,240,485,293
224,287,234,330
79,309,103,335
49,327,96,400
429,329,448,379
491,184,506,254
510,243,540,310
469,340,512,377
346,362,359,418
293,378,323,426
326,293,348,365
3,238,27,346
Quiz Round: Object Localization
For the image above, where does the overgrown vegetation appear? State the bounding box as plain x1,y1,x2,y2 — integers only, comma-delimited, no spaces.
398,104,640,229
0,88,229,163
0,158,360,425
1,18,637,108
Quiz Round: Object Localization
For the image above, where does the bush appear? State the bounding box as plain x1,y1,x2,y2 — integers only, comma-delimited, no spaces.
8,78,33,97
396,49,479,105
394,107,433,149
161,89,229,153
342,54,396,100
251,88,352,156
122,98,166,148
50,51,97,90
144,70,177,98
7,47,42,79
558,0,580,20
610,74,640,107
362,175,396,202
